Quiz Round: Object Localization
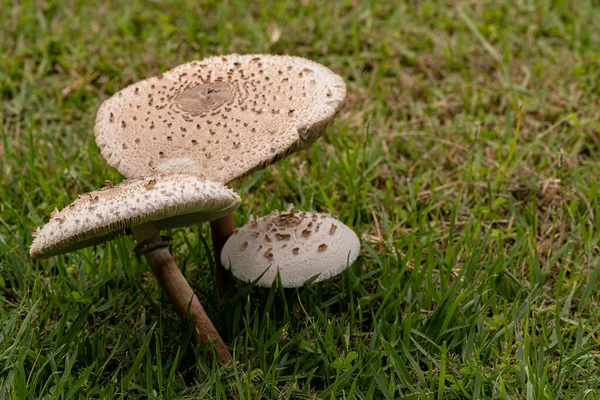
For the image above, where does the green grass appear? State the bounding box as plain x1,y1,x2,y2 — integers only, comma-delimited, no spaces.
2,0,600,398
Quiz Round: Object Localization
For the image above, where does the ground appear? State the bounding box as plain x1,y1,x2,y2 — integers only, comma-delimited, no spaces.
1,0,600,398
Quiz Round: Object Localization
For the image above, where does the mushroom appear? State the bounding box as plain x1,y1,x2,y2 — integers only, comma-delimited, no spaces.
30,174,240,363
94,54,347,295
220,208,360,288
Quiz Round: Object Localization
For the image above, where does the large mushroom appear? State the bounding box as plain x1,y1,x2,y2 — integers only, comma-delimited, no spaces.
94,54,346,295
30,174,240,363
221,208,360,288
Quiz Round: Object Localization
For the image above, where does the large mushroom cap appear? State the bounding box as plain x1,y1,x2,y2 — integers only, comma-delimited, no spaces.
30,174,241,258
95,54,346,183
221,209,360,288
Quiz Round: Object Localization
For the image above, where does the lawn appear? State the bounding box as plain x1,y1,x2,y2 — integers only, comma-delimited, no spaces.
2,0,600,398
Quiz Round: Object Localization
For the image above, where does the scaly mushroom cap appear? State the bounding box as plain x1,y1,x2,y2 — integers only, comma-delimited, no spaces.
94,54,346,183
30,174,241,258
221,209,360,288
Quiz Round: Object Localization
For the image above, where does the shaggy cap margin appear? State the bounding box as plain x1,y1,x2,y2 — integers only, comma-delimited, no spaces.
30,174,241,258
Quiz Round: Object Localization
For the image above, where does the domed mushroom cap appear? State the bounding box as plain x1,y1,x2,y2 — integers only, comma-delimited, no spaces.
221,209,360,288
95,54,346,183
30,174,241,258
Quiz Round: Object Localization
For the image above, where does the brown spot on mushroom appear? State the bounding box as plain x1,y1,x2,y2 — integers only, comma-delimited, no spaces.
292,247,300,254
145,179,157,189
302,229,311,237
242,241,248,249
264,248,273,260
265,234,272,243
275,233,290,240
318,244,328,252
329,224,337,235
252,231,260,238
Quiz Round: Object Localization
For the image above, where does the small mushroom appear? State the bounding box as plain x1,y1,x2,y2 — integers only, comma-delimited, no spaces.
220,208,360,288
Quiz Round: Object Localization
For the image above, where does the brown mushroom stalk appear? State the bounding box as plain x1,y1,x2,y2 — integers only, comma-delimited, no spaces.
210,214,235,297
132,223,232,363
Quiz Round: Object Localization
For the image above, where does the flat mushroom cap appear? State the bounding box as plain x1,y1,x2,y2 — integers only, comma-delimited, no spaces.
30,174,241,258
221,209,360,288
95,54,346,183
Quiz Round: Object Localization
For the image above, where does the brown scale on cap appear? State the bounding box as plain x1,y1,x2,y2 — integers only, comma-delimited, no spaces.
95,55,346,184
275,211,304,228
264,248,273,260
145,179,157,189
275,233,290,240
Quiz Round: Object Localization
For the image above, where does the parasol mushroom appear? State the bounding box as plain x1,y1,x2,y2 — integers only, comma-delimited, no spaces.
94,54,347,295
220,208,360,288
30,174,240,363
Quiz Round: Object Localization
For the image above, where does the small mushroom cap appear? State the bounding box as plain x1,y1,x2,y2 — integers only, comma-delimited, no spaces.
221,209,360,288
30,174,241,258
95,54,346,183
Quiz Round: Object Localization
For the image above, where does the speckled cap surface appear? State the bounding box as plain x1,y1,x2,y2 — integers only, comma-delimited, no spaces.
221,208,360,287
30,174,241,258
94,54,346,183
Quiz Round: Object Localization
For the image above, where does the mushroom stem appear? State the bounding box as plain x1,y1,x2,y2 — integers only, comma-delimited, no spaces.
131,223,232,364
210,213,235,297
